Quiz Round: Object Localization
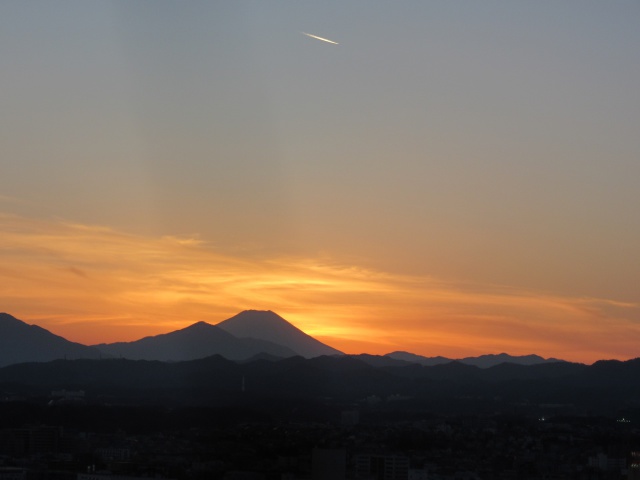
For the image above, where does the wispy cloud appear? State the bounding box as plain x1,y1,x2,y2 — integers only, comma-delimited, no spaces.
0,212,638,363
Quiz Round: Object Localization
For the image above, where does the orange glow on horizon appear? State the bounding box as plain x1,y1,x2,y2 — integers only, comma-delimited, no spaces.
1,212,639,364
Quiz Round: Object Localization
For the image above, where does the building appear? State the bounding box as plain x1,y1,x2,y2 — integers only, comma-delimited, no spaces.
355,454,409,480
312,448,345,480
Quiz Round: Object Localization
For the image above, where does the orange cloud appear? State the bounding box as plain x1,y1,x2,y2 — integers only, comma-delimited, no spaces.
1,212,638,363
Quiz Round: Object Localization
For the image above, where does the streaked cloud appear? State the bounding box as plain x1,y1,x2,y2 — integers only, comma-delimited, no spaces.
0,212,638,363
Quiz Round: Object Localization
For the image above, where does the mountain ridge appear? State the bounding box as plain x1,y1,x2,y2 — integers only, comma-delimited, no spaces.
0,354,638,414
216,310,343,358
93,319,298,362
0,312,104,367
386,350,565,369
0,311,582,368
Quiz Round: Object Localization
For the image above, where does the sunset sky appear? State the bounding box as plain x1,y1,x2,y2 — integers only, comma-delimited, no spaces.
2,1,639,364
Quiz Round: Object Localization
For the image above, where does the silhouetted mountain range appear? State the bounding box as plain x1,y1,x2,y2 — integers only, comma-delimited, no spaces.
385,351,565,368
0,311,581,370
0,313,103,367
0,353,639,414
94,319,298,362
2,311,640,413
93,310,341,361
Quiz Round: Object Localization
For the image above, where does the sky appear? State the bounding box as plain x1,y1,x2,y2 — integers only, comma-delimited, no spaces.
1,1,639,364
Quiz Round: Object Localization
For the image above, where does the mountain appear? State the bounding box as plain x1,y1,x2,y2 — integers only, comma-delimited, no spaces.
386,351,565,368
386,351,452,366
94,321,298,362
0,313,104,367
0,311,566,368
350,354,415,368
459,353,565,368
1,355,638,414
216,310,343,358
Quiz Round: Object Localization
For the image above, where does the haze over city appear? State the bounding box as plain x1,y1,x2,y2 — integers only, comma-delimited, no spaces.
1,1,639,364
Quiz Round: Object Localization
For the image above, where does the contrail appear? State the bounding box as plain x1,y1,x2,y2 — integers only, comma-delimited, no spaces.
301,32,339,45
